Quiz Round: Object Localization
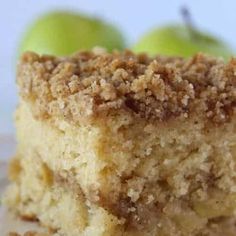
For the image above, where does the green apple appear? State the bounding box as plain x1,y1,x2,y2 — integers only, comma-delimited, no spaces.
19,11,125,56
133,25,233,59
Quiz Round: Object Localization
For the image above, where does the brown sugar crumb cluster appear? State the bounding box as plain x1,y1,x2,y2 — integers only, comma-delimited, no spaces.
17,49,236,123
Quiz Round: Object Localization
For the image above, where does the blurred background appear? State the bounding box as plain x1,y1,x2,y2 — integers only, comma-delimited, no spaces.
1,0,236,159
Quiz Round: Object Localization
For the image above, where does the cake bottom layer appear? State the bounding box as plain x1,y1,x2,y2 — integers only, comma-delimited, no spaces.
3,155,124,236
4,154,236,236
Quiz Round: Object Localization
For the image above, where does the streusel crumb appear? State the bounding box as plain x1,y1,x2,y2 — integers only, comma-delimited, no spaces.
18,50,236,124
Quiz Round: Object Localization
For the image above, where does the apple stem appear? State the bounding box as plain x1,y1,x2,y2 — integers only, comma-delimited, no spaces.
181,7,198,40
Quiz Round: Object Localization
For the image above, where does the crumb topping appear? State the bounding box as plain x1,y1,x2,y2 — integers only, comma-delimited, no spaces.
17,50,236,123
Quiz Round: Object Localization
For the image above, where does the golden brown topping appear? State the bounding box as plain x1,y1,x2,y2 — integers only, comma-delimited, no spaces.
17,50,236,123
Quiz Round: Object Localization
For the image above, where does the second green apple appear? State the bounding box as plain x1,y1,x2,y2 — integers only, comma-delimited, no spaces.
133,25,233,59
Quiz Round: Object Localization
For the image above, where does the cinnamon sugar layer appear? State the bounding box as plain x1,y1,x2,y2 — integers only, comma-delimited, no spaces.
17,50,236,123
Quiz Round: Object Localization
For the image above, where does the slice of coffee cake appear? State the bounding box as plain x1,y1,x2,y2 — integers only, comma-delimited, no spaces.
4,50,236,236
